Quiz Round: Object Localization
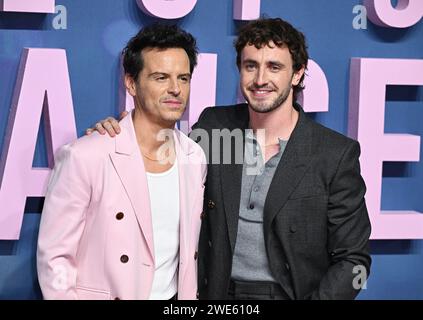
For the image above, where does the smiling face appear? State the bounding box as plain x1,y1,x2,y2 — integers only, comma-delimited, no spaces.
239,42,304,113
126,47,191,127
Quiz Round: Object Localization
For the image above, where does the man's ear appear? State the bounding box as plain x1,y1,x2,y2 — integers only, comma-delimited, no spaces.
125,74,137,97
292,65,305,86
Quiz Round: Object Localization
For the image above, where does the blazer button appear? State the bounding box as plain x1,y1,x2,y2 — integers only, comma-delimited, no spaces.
289,225,297,233
120,255,129,263
204,278,208,286
116,212,124,220
207,200,215,209
194,251,198,260
208,240,212,248
285,263,290,271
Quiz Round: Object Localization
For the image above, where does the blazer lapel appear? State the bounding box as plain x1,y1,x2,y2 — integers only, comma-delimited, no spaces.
263,107,316,227
221,161,244,253
174,130,193,264
220,106,249,253
262,107,316,300
109,114,155,262
173,129,201,287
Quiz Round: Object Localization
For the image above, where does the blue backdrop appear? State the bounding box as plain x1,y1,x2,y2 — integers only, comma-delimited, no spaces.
0,0,422,299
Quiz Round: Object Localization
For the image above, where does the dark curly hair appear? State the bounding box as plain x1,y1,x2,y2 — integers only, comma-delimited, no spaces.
123,23,198,80
235,18,309,100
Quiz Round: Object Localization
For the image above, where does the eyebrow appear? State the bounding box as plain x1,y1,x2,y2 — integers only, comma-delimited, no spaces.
267,61,285,68
242,59,286,68
242,59,258,65
148,72,192,78
149,72,168,78
178,73,192,78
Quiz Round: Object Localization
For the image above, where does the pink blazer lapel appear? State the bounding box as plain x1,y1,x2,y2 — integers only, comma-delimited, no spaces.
174,130,197,274
109,114,155,263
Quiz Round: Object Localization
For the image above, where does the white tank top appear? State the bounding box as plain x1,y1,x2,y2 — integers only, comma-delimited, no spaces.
146,159,180,300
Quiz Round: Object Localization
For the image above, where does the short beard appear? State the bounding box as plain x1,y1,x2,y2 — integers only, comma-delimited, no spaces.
247,85,292,114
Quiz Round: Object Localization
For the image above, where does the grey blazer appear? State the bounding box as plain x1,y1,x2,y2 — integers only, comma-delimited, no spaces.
192,103,371,300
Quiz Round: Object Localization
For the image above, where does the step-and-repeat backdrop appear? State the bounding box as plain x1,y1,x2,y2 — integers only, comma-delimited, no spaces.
0,0,422,299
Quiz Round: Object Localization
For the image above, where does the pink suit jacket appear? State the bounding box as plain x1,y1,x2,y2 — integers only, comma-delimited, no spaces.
37,113,207,300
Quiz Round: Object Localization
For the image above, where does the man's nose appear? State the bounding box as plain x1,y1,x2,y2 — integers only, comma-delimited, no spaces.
168,78,181,95
254,68,269,87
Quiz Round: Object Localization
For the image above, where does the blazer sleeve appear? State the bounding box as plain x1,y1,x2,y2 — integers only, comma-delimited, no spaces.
37,143,91,300
309,140,372,300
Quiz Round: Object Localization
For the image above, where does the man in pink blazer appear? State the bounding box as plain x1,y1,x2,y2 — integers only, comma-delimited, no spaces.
37,24,206,300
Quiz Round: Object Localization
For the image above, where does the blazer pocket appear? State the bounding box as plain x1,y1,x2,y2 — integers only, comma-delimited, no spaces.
284,196,328,254
288,192,327,200
288,174,326,200
76,285,111,300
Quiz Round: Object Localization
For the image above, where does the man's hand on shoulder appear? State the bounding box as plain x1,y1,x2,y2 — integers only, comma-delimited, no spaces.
85,111,128,137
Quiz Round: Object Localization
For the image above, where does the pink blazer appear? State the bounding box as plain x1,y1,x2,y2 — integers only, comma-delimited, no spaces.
37,113,207,300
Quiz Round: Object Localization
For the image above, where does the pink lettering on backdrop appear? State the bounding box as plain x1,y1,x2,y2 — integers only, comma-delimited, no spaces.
181,53,217,133
0,49,77,240
233,0,261,20
0,0,55,13
363,0,423,28
136,0,261,20
297,59,329,113
348,58,423,239
136,0,197,19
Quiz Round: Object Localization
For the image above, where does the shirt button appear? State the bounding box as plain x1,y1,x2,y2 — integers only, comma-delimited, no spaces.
194,251,198,260
249,204,255,210
253,186,259,192
120,255,129,263
208,200,215,209
114,297,120,300
200,211,206,219
116,212,124,220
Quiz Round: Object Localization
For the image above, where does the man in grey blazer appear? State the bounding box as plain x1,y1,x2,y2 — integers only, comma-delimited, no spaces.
192,18,371,300
90,18,371,300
